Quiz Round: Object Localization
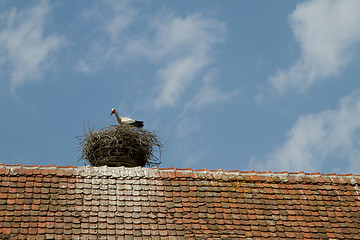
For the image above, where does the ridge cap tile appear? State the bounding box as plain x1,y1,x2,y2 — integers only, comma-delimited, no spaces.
239,170,256,173
4,164,22,168
193,168,208,172
57,165,75,169
1,163,360,179
338,173,354,176
255,171,272,175
159,167,176,171
40,164,57,169
22,165,40,169
175,168,192,171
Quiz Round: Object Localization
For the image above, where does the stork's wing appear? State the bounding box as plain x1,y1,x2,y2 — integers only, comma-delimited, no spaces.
121,117,136,124
130,121,144,128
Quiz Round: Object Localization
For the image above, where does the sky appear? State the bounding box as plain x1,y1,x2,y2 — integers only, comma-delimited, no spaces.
1,0,360,174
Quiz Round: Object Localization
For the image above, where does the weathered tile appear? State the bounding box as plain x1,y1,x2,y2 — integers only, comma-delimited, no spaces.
0,164,359,239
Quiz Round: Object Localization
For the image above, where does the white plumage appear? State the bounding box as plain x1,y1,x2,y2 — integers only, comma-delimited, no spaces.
111,108,144,128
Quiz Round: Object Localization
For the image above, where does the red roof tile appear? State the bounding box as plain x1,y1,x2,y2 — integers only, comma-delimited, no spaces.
0,164,360,239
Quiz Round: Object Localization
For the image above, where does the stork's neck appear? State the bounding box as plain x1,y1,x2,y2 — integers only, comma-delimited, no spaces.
114,110,123,124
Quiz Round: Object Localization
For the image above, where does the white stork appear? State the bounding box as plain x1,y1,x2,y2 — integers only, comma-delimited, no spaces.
111,108,144,128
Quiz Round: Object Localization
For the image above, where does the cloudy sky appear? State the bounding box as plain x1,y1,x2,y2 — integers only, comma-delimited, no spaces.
1,0,360,174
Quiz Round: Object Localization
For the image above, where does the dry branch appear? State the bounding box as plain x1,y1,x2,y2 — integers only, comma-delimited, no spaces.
78,124,162,167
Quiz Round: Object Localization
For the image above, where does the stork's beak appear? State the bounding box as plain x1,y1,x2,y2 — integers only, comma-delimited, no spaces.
110,108,115,116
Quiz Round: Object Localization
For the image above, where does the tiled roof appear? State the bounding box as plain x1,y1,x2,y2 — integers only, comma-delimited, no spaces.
1,164,360,239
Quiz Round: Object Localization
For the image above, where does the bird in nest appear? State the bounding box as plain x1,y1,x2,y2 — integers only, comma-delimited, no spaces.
111,108,144,128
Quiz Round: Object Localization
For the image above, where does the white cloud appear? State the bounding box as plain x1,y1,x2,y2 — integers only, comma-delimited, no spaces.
126,14,226,61
155,53,210,108
75,41,114,74
77,5,227,109
126,14,227,108
251,89,360,173
75,1,136,73
184,69,239,111
103,2,135,41
174,69,238,141
0,1,63,91
269,0,360,93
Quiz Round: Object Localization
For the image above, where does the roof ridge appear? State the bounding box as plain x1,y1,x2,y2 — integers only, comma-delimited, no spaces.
1,163,359,178
0,163,75,170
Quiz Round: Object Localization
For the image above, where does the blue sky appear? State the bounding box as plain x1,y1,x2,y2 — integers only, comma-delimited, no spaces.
1,0,360,174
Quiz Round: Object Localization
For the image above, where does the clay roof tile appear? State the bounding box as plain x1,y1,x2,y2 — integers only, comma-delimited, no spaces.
0,164,359,239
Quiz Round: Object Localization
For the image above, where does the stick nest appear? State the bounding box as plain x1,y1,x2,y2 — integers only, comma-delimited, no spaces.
78,124,162,167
